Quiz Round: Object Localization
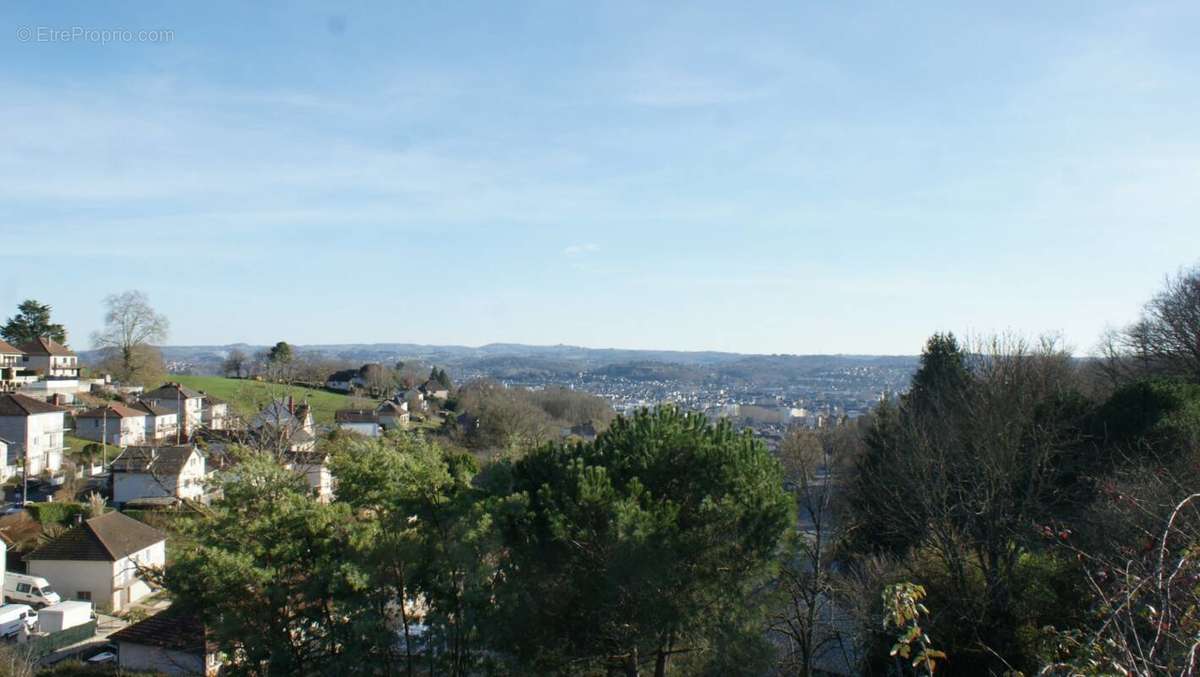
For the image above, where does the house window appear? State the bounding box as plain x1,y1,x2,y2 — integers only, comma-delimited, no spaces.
76,591,92,601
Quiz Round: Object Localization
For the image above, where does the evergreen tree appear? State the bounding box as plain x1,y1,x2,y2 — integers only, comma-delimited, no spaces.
486,406,792,675
1,299,66,345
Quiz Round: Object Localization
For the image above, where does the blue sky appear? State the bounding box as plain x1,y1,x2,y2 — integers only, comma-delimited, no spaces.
2,2,1197,354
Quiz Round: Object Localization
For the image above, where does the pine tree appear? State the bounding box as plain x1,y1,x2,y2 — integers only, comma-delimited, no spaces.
1,299,67,345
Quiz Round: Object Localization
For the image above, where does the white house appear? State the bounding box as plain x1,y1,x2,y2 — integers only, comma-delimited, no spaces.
109,608,219,676
141,383,205,437
335,409,381,437
74,403,149,447
26,511,166,613
376,400,410,430
324,368,360,393
0,341,36,392
133,400,180,443
0,438,11,483
198,393,230,431
17,337,79,379
0,393,67,476
419,380,450,401
110,445,207,506
397,388,428,413
251,397,316,452
284,451,334,503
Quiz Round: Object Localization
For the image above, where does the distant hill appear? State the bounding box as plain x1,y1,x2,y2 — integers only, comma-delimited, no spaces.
80,341,919,390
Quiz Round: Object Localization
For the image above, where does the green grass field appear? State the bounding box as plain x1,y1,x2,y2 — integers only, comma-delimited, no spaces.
170,375,375,424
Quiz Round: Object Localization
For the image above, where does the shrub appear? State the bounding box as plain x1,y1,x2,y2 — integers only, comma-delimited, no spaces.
24,502,85,526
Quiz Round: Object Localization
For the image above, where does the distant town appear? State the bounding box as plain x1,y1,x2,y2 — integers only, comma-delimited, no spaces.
146,342,918,447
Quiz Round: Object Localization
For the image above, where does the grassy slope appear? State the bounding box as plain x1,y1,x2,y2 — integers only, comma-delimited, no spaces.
171,375,374,425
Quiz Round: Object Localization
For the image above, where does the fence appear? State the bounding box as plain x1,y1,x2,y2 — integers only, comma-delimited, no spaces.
24,620,99,659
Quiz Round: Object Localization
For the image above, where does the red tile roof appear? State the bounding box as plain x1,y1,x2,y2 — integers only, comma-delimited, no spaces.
76,403,147,419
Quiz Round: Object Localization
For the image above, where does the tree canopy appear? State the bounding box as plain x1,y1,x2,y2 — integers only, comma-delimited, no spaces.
486,406,792,675
1,299,66,345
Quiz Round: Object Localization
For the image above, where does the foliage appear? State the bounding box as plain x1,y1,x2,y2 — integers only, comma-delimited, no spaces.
167,452,381,675
24,501,85,525
846,336,1089,673
882,583,946,675
0,299,66,345
485,406,792,674
267,341,293,364
430,366,453,389
330,433,492,675
1093,378,1200,463
455,379,614,450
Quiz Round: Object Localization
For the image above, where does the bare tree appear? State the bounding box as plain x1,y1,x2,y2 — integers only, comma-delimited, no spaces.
771,429,855,676
223,348,249,378
91,290,169,383
1041,469,1200,676
1100,264,1200,385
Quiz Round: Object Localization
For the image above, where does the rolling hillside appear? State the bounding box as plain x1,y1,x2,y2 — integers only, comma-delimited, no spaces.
170,375,374,425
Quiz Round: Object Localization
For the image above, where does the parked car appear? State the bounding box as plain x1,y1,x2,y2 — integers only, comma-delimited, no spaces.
0,604,37,638
4,572,61,607
87,650,116,664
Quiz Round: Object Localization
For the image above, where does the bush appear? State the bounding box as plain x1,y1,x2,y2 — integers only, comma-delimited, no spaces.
24,502,85,525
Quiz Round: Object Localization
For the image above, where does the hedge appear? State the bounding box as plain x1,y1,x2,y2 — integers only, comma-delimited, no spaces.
25,501,86,525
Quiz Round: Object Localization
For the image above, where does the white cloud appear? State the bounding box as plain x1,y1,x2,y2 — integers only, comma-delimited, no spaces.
562,243,599,257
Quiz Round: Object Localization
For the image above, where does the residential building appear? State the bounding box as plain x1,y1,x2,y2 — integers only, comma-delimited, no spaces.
110,445,207,506
419,380,450,401
198,393,230,430
26,511,166,612
109,608,219,676
141,383,205,436
133,400,180,442
250,397,316,452
17,337,80,379
74,403,149,447
398,387,428,412
0,438,11,483
0,393,67,476
0,341,36,392
324,368,360,393
376,400,410,430
335,409,381,437
284,450,334,503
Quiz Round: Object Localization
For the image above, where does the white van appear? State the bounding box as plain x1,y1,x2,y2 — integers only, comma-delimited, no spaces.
0,604,37,638
4,572,61,607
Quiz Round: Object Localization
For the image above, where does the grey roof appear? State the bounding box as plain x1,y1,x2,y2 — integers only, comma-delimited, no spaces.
76,402,146,419
336,409,378,423
110,607,210,655
376,401,407,415
26,511,165,562
111,446,199,476
143,383,204,400
0,393,66,417
133,400,174,417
